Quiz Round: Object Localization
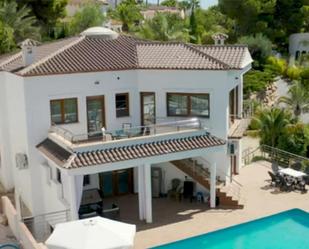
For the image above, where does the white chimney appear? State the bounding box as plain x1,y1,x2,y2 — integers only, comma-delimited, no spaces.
211,33,228,45
19,39,40,67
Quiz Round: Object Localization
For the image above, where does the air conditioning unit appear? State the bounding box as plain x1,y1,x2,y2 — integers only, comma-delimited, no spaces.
228,142,238,155
15,153,28,169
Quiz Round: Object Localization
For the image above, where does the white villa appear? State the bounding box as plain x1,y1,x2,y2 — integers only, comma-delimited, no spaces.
0,27,252,229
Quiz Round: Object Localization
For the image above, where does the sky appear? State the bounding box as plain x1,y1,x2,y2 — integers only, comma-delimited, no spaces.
200,0,218,9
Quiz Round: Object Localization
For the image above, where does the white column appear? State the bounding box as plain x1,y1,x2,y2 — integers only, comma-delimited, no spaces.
236,139,242,173
67,175,79,220
210,162,217,208
238,78,243,116
144,163,152,223
138,165,145,221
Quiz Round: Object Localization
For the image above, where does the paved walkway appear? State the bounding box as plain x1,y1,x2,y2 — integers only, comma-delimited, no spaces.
132,161,309,248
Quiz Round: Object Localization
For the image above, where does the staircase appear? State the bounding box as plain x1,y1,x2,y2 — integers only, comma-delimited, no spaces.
170,159,244,209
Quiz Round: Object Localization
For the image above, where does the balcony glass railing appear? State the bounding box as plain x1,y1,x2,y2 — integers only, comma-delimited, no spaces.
49,118,206,145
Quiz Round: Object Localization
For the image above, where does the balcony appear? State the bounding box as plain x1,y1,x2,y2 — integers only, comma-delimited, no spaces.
48,118,208,152
228,114,251,139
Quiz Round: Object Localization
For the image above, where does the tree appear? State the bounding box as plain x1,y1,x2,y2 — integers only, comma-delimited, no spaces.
109,0,142,32
17,0,67,29
161,0,177,7
238,33,272,67
0,20,15,54
219,0,309,50
67,3,106,36
253,107,291,147
278,81,309,118
189,0,200,43
137,13,189,41
278,123,309,156
178,0,191,11
219,0,276,36
0,1,40,43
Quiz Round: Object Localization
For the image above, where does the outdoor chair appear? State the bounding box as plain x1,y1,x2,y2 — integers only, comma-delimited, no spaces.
295,179,306,193
268,171,281,187
167,178,183,201
271,162,279,174
291,162,302,171
279,175,294,192
304,167,309,185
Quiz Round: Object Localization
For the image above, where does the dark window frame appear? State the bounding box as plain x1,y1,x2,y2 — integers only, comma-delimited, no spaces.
166,92,210,118
115,93,130,117
50,98,78,125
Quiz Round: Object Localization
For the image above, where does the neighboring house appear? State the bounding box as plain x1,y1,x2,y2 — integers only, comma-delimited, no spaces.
289,33,309,60
66,0,109,16
141,5,185,20
0,27,252,229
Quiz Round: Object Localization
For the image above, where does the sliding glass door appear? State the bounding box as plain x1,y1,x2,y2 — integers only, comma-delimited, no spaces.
140,92,156,126
86,96,105,136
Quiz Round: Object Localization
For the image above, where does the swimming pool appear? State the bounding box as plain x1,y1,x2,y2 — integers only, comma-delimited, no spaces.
152,209,309,249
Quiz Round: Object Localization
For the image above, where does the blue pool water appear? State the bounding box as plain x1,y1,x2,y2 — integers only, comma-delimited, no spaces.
152,209,309,249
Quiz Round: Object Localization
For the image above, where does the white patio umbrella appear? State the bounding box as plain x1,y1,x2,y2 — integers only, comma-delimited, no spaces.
45,217,136,249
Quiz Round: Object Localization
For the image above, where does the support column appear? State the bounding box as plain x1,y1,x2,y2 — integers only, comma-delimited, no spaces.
238,77,243,116
144,163,152,223
138,165,145,221
210,162,217,208
67,175,78,220
236,139,242,173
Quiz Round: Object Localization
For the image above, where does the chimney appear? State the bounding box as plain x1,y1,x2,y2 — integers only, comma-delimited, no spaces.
19,39,40,67
211,33,228,45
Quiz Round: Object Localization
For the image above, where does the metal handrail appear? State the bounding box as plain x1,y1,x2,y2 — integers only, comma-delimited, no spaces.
192,157,243,201
49,118,206,144
242,144,309,170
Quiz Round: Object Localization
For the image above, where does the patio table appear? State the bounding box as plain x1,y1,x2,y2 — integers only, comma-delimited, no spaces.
279,168,307,178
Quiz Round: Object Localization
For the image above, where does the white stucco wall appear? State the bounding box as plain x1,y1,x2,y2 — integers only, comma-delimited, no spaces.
1,68,245,216
0,72,33,211
289,33,309,58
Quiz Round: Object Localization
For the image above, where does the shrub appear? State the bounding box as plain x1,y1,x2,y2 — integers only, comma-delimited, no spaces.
243,69,275,97
265,56,287,76
278,123,309,157
286,66,302,81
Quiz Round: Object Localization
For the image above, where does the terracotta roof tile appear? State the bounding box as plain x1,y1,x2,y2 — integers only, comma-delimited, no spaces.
1,34,251,76
194,45,249,69
37,134,225,169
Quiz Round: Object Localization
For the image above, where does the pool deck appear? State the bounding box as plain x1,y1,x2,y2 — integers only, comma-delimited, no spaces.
128,160,309,249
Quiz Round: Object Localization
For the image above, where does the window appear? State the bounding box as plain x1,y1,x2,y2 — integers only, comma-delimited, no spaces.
50,98,78,124
167,93,209,117
115,93,129,117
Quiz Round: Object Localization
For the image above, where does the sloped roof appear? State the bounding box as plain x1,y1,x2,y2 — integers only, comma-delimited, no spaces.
0,34,251,77
195,45,251,69
37,133,225,169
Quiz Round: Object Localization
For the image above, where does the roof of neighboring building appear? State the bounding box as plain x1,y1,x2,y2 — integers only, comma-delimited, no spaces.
0,33,252,77
37,134,225,169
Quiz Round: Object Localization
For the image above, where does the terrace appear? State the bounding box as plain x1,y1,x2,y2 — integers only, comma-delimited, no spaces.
47,118,209,152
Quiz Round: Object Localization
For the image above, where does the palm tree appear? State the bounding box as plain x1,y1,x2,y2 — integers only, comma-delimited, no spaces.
278,81,309,118
253,107,291,147
0,1,40,42
111,0,142,32
137,13,189,41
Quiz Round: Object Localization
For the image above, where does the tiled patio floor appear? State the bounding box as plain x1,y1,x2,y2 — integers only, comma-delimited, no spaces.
107,160,309,249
